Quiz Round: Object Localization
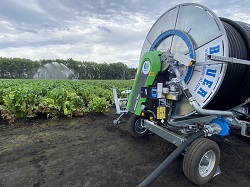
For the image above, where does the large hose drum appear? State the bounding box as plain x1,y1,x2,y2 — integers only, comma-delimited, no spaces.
141,3,250,118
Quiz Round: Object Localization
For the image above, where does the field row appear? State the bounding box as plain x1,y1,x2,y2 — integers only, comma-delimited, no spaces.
0,79,133,122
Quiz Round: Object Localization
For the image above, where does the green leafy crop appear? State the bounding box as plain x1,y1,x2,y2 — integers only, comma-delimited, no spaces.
0,79,133,122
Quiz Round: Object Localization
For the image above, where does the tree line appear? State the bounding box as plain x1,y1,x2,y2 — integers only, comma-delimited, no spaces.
0,57,137,80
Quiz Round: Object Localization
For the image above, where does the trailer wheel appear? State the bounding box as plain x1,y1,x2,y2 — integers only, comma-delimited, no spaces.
183,138,220,185
127,114,149,137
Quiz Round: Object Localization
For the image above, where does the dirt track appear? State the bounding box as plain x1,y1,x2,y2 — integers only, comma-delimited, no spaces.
0,108,250,187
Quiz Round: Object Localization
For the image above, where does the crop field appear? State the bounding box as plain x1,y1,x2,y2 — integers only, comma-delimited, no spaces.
0,79,249,187
0,79,133,122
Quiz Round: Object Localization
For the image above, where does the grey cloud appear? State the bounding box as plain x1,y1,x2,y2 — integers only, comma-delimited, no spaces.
98,26,111,33
0,0,249,65
0,39,67,49
0,0,54,26
1,1,249,27
16,27,38,34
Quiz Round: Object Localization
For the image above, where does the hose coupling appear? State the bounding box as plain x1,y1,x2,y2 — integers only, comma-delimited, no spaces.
204,123,222,136
204,116,230,137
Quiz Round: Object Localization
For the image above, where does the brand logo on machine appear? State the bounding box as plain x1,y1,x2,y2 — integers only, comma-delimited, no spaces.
142,61,150,74
205,45,220,61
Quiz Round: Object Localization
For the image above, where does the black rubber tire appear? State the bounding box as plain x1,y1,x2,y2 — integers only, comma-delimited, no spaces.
183,138,220,185
127,114,149,137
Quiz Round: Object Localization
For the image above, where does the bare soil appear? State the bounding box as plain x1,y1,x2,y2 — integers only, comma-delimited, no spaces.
0,107,250,187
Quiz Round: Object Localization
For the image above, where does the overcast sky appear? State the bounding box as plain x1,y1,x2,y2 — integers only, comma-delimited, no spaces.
0,0,249,67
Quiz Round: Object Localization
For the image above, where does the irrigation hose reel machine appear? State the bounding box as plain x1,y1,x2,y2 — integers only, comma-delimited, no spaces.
113,3,250,186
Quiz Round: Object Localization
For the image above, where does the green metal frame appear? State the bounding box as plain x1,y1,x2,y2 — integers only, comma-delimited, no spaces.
127,51,162,115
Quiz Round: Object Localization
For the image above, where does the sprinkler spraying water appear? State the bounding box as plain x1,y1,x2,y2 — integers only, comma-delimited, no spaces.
33,61,74,79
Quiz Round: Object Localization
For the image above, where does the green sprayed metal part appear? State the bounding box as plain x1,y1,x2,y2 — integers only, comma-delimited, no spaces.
127,51,162,115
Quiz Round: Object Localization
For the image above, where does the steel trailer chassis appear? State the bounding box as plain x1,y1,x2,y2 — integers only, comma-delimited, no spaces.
113,54,250,186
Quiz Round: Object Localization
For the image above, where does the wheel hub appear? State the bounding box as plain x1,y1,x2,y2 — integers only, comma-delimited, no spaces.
135,118,147,134
199,150,216,177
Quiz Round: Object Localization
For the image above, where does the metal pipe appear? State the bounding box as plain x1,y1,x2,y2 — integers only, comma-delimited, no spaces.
189,98,234,116
172,66,234,116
